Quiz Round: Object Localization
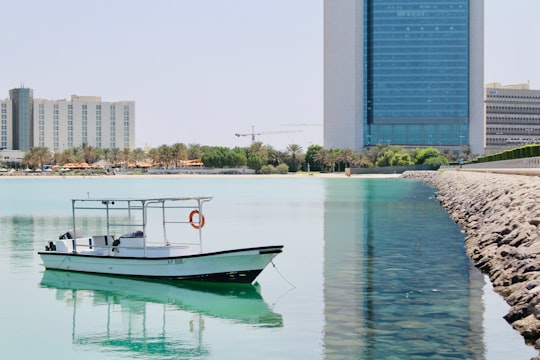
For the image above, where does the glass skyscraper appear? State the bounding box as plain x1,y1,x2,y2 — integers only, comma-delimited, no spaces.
324,0,484,154
9,88,34,151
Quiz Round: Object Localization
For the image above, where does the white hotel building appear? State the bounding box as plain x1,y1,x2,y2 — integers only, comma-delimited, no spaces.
2,88,135,152
34,95,135,152
0,98,12,150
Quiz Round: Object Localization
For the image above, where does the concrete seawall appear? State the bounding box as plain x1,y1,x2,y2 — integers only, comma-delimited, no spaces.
402,170,540,349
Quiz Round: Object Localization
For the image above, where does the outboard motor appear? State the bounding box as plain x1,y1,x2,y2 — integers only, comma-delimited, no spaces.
45,241,56,251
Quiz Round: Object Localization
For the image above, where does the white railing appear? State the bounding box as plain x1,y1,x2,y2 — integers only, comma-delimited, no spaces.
441,156,540,170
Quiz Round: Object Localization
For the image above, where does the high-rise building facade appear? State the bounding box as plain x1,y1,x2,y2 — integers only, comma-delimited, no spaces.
4,89,135,152
324,0,484,154
485,83,540,153
9,88,34,151
34,95,135,152
0,99,12,150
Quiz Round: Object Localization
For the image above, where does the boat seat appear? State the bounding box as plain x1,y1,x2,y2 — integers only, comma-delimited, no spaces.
92,235,113,247
120,230,144,238
116,231,145,249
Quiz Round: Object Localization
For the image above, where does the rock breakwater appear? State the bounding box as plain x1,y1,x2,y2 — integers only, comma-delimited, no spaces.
402,170,540,349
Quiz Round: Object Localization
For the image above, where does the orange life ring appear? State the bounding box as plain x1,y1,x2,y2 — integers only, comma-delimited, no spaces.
189,210,205,229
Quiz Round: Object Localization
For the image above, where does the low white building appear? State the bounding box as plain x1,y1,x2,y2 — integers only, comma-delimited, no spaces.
0,150,25,165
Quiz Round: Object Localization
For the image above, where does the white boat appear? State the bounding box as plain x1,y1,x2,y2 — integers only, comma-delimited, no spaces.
38,197,283,283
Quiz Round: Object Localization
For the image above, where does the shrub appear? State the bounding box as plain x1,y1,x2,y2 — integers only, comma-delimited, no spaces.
275,163,289,174
260,165,275,174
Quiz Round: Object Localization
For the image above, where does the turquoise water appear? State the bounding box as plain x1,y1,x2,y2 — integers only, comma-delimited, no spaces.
0,176,537,359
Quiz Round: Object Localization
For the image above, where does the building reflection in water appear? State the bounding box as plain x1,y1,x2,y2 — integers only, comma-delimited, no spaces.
322,179,485,359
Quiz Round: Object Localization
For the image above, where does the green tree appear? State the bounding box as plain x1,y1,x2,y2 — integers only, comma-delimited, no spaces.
156,145,172,167
22,147,52,169
247,153,265,172
339,148,355,169
132,148,147,163
268,147,287,166
424,155,449,166
326,149,341,172
351,152,373,168
260,164,275,174
229,147,247,167
171,143,188,167
305,145,323,171
365,144,390,164
55,148,84,165
313,148,329,172
102,148,111,163
414,147,441,165
119,148,133,167
109,148,121,167
314,148,341,172
188,144,203,160
201,147,232,168
247,142,269,161
376,148,414,166
285,144,304,172
275,163,289,174
80,143,99,164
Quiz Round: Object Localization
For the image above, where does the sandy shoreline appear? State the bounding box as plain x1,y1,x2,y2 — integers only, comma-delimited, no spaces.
0,172,402,179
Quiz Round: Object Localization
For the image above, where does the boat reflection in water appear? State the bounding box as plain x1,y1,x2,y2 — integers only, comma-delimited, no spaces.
40,270,283,357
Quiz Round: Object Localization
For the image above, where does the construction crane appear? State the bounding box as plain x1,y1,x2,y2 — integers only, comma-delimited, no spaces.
235,126,302,143
280,123,322,127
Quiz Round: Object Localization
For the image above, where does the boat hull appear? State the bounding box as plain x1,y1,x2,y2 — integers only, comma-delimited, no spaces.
38,246,283,284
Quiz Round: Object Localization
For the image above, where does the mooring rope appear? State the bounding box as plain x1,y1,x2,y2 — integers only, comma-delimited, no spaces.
271,261,296,289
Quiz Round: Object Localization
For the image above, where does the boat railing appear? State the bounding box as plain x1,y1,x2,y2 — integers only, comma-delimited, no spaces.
68,197,212,254
61,237,194,257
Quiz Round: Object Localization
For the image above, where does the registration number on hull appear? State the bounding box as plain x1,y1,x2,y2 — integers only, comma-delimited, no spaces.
167,259,183,265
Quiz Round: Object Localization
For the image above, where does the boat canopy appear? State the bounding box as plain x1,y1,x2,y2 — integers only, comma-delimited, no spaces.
69,196,213,253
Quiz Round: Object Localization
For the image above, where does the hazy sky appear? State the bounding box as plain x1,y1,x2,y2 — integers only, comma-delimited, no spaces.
1,0,538,151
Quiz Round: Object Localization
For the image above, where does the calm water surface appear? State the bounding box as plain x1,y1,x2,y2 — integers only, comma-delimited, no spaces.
0,176,537,359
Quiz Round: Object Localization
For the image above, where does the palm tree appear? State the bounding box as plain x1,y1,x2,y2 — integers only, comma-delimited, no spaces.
56,148,83,165
248,142,269,164
351,152,373,168
188,143,203,160
132,148,147,164
120,148,132,167
365,144,389,164
22,147,52,169
267,146,286,166
339,148,355,169
170,143,188,167
156,145,172,168
313,148,329,172
80,143,98,164
286,144,303,172
109,148,121,168
305,144,323,172
326,149,341,172
102,148,111,163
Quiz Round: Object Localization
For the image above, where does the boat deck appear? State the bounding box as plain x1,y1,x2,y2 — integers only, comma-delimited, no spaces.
57,235,197,258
